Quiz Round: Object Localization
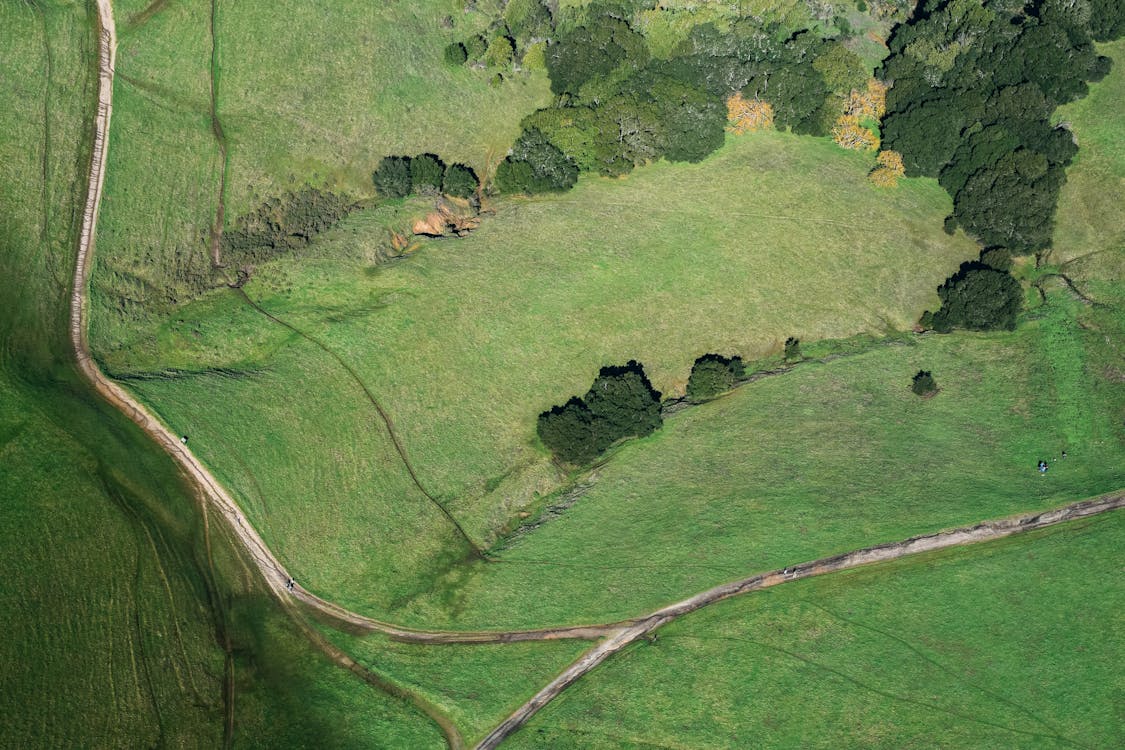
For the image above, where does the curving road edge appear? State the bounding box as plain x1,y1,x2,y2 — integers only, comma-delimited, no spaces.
71,5,1125,749
69,0,614,649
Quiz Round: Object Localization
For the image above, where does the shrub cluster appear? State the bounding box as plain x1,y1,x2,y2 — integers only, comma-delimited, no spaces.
495,5,864,192
537,361,662,464
880,0,1124,256
445,0,554,73
372,154,479,200
911,370,938,397
222,188,353,262
686,354,745,401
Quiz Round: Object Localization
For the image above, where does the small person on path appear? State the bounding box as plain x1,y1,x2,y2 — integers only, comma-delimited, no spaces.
180,435,188,444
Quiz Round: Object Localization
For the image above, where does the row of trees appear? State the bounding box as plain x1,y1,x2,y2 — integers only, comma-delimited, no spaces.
540,345,809,462
494,5,874,193
372,154,479,200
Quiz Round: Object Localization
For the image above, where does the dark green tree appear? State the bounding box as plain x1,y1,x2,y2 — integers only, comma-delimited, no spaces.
537,360,663,463
537,398,600,463
372,156,412,199
495,129,578,194
583,361,663,450
410,153,446,194
686,354,745,401
442,163,479,198
546,17,648,95
928,264,1023,332
784,337,801,361
911,370,938,396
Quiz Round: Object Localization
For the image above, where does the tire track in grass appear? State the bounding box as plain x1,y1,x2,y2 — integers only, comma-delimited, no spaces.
207,0,227,269
231,286,484,556
671,632,1091,749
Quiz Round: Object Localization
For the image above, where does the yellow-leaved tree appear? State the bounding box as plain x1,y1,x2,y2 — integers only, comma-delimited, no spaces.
832,114,879,151
725,92,775,135
869,149,905,187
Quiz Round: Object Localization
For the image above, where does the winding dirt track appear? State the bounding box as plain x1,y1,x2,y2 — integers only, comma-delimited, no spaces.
72,4,1125,749
70,0,611,648
474,492,1124,749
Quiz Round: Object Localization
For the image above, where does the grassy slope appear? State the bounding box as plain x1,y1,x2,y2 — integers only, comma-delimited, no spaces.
506,510,1125,749
1053,39,1125,267
89,0,550,355
104,132,976,617
218,0,550,217
0,3,444,746
390,291,1123,628
1052,38,1125,306
327,629,591,746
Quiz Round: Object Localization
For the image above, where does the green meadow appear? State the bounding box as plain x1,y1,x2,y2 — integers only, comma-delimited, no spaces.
102,129,984,616
90,0,550,353
0,2,443,746
506,510,1125,749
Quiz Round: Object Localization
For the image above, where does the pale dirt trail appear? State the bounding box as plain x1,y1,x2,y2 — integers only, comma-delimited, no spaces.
71,6,1125,749
69,0,614,647
474,493,1124,749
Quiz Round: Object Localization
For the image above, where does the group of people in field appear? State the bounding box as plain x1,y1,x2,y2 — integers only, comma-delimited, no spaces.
1037,451,1067,475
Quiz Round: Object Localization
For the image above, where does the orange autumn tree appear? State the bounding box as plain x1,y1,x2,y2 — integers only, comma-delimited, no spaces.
869,149,905,187
832,114,879,151
726,92,774,134
833,78,887,151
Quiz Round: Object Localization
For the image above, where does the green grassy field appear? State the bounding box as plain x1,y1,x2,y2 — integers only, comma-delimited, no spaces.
505,510,1125,749
327,629,590,746
89,0,550,356
389,289,1123,629
0,2,445,746
98,129,983,617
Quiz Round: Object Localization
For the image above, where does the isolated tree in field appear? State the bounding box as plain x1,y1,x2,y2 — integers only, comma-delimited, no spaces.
869,149,905,187
687,354,745,401
911,370,938,396
373,156,412,199
442,163,479,198
725,93,774,134
410,153,445,194
784,337,801,361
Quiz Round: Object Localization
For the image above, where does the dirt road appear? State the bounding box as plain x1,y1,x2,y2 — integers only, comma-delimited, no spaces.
473,493,1124,748
70,4,1124,749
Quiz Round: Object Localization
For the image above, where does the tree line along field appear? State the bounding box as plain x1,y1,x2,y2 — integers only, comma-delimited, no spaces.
504,510,1125,749
0,2,446,747
88,1,1123,627
108,129,978,617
